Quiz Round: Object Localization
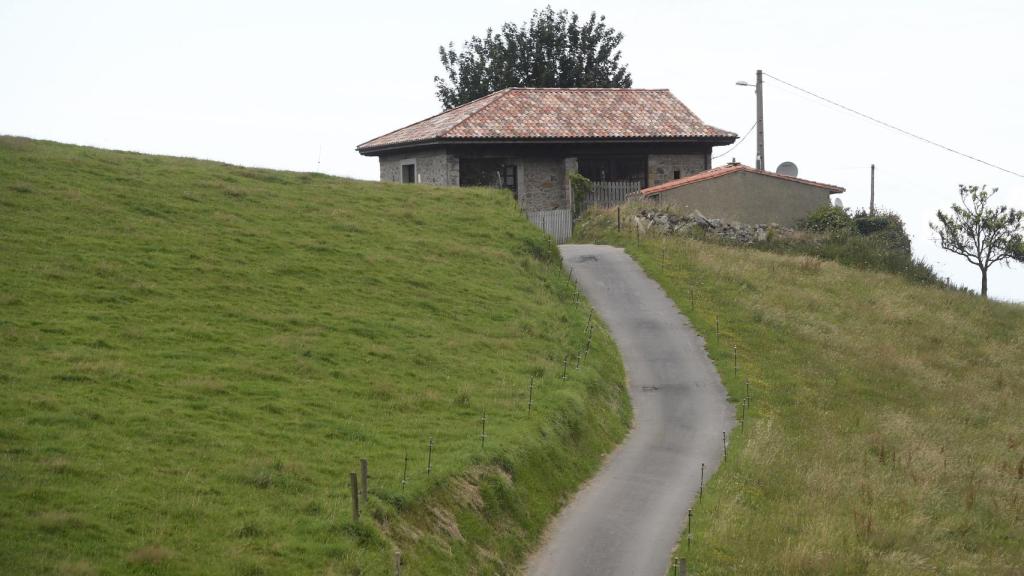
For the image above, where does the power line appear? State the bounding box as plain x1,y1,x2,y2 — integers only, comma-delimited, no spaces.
762,72,1024,180
713,121,756,160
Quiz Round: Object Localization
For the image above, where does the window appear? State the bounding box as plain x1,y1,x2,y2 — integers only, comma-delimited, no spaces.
578,157,646,185
401,163,415,184
502,164,517,191
673,170,681,180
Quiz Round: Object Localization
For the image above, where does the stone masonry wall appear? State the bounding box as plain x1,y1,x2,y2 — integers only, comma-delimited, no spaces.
378,149,452,185
520,157,565,211
648,153,707,187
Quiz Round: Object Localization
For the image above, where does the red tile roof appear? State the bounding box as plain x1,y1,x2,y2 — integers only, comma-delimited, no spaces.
357,88,736,153
640,163,845,195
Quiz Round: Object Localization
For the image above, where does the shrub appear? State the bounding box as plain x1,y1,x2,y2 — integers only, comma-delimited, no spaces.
852,209,913,255
569,172,592,217
800,205,852,232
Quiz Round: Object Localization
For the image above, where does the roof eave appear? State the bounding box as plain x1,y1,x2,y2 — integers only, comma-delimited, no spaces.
357,135,738,156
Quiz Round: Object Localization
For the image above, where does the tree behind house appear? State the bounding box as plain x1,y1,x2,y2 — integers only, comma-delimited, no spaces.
434,6,632,109
930,184,1024,297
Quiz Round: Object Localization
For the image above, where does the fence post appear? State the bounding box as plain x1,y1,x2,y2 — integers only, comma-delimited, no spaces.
699,463,704,500
733,345,738,377
360,458,368,503
394,551,402,576
480,412,487,449
350,472,360,521
401,451,408,492
426,437,433,476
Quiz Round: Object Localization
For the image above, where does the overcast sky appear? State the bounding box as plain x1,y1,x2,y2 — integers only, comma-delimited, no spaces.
2,0,1022,301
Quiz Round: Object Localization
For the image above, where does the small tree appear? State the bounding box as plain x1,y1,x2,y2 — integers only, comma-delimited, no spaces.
930,185,1024,297
434,6,632,110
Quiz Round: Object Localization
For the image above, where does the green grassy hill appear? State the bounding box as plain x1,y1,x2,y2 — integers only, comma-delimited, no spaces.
0,137,629,575
577,207,1023,575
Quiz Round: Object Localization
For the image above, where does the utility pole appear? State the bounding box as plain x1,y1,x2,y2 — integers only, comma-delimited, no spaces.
870,164,876,215
756,69,765,170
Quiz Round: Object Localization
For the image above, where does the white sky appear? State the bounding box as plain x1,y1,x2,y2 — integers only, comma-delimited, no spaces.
2,0,1022,301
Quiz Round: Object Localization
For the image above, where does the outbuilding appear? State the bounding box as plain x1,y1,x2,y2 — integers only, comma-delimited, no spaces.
638,162,844,226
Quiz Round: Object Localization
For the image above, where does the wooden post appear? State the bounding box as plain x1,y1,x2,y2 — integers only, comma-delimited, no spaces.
395,551,402,576
617,206,621,231
350,472,360,522
562,355,568,380
480,413,487,449
716,315,719,342
426,437,433,476
360,458,369,503
688,506,696,545
527,377,534,415
733,345,738,378
401,451,408,492
699,464,704,501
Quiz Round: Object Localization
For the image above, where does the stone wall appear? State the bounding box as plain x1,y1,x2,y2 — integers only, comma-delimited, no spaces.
647,153,707,187
378,149,453,185
519,157,565,211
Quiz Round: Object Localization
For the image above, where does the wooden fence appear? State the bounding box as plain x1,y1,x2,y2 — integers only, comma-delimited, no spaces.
526,208,572,244
581,180,644,211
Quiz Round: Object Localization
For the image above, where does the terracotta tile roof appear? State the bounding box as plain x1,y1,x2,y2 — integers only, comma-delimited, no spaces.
640,163,845,195
357,88,736,153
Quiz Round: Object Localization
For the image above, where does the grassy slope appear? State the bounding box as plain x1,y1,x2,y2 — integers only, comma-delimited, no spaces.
0,137,629,575
576,207,1023,575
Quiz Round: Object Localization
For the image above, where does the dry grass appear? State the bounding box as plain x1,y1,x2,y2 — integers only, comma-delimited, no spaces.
55,560,97,576
577,207,1024,575
126,545,173,566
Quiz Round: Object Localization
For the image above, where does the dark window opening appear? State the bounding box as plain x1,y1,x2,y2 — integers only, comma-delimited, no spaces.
578,157,647,186
673,170,681,179
460,158,518,197
502,164,517,191
401,164,415,183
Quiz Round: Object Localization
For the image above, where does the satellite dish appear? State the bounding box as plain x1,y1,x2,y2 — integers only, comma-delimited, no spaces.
833,197,844,208
776,161,799,178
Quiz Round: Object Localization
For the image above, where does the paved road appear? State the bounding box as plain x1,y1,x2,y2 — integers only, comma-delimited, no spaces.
526,244,734,576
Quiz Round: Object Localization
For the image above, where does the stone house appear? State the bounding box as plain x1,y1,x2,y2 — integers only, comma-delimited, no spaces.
638,162,845,226
356,88,737,212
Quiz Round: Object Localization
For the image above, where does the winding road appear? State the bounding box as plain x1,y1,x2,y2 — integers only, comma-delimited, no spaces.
526,244,734,576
